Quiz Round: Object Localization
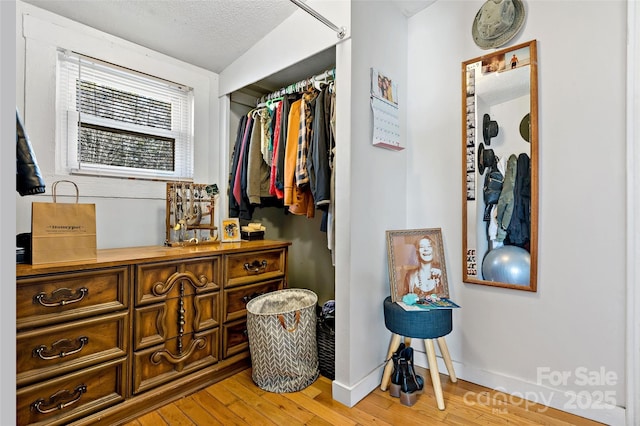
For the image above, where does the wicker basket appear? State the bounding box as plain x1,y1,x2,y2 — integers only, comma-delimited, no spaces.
316,317,335,380
246,288,319,393
316,300,335,380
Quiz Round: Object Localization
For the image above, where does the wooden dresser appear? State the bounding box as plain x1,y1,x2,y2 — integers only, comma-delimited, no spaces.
16,240,290,426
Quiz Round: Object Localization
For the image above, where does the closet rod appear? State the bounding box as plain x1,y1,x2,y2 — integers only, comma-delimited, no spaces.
289,0,346,39
257,68,335,107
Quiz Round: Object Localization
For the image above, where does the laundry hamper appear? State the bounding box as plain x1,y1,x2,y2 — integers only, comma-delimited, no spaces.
246,288,320,392
316,300,335,380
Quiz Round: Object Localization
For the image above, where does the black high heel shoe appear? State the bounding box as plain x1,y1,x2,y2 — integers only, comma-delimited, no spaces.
402,347,424,392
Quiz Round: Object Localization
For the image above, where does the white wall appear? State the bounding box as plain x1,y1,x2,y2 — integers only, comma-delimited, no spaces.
407,1,626,424
15,1,220,248
332,0,409,405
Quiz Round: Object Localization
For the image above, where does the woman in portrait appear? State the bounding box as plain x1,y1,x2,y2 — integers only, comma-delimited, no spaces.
404,236,444,298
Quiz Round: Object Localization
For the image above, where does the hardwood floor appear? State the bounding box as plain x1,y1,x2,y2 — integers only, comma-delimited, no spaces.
123,367,604,425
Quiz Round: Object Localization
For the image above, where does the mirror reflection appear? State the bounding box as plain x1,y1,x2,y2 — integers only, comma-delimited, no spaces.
462,40,538,291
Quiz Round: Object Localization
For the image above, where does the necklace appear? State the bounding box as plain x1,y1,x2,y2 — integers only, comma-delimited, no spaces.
417,268,436,291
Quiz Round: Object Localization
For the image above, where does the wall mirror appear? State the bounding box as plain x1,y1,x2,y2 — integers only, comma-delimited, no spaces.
462,40,538,291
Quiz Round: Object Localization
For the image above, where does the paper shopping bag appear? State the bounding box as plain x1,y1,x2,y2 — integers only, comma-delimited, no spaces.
31,180,97,265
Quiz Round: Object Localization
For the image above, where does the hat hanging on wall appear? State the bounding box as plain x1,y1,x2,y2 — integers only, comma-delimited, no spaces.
519,112,530,142
483,113,499,145
472,0,526,50
477,143,496,175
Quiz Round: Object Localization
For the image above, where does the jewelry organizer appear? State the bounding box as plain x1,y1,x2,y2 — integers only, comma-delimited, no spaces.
165,182,218,246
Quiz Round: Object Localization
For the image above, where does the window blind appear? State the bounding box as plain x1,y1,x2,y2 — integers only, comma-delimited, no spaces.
57,50,194,180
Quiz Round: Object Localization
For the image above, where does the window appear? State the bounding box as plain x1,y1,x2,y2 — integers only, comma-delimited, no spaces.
57,50,194,180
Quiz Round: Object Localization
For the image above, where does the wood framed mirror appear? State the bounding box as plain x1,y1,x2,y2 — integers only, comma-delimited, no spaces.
461,40,538,291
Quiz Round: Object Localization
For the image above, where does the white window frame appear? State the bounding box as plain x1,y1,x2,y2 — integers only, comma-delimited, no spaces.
57,50,195,181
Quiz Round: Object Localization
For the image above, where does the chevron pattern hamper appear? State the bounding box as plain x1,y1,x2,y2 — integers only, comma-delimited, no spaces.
246,288,319,393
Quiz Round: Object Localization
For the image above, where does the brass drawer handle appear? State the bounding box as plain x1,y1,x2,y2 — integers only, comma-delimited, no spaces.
243,260,268,274
33,287,88,308
33,336,89,360
31,384,87,414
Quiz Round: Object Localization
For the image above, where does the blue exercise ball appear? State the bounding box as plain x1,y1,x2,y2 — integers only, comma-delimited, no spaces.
482,245,530,285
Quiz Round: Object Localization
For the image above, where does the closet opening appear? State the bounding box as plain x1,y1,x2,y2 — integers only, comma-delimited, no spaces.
228,46,337,306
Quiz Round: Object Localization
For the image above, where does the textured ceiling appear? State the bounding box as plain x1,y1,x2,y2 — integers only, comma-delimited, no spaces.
20,0,435,90
21,0,299,73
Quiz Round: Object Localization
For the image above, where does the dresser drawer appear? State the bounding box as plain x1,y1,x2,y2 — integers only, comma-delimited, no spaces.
133,292,220,350
223,278,285,323
224,248,286,288
222,318,249,358
17,357,126,426
135,257,220,305
17,267,129,331
132,328,218,394
17,311,128,388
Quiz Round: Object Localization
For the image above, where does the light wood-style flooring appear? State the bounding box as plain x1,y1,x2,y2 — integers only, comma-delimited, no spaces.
124,367,604,425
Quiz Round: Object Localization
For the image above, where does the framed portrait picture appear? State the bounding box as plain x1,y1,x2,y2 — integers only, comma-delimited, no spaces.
386,228,449,303
221,218,241,243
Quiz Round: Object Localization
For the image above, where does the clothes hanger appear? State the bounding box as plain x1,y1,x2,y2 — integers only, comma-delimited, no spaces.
265,97,283,110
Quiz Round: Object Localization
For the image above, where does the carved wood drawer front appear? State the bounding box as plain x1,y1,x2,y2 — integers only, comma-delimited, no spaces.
133,292,220,350
224,249,286,288
132,328,218,394
222,318,250,359
16,357,126,426
17,267,129,331
135,257,220,306
223,278,285,323
16,311,128,388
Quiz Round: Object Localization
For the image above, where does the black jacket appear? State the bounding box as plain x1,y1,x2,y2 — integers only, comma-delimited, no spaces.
16,109,46,196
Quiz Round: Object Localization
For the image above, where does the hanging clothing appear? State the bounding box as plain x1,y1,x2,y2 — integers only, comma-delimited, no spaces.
16,109,46,196
505,153,531,248
307,85,333,209
275,95,294,194
247,113,272,204
237,115,256,219
232,115,253,204
260,108,273,165
228,115,247,217
269,102,284,199
231,72,335,226
296,89,318,187
284,100,302,206
496,154,518,243
284,99,315,218
327,85,337,265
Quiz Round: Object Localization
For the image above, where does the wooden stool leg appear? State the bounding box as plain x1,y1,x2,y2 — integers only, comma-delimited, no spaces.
437,337,457,383
424,339,445,410
380,333,402,391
